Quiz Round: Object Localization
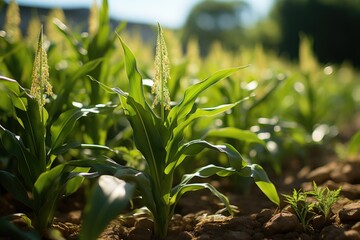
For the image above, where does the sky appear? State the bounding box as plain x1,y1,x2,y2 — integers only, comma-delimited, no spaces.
13,0,274,28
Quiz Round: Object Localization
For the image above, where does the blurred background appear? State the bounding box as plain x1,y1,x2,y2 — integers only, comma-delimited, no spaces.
1,0,360,67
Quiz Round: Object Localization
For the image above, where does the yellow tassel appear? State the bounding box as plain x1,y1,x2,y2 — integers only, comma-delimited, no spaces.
4,0,22,42
30,28,52,107
152,23,171,112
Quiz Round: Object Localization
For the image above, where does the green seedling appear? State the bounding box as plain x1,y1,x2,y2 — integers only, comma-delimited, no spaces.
283,181,341,232
82,23,279,240
283,188,315,231
308,181,341,221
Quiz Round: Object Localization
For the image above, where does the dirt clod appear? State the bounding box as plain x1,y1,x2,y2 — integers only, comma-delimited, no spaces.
263,212,300,235
338,202,360,222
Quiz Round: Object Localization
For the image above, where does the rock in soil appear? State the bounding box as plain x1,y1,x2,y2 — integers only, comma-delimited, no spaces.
128,228,152,240
343,229,360,240
263,212,301,235
338,202,360,222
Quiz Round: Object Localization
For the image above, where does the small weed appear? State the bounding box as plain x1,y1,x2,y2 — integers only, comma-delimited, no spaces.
283,188,315,231
283,181,341,232
308,181,341,221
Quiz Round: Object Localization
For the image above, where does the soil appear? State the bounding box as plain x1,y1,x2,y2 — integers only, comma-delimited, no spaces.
1,159,360,240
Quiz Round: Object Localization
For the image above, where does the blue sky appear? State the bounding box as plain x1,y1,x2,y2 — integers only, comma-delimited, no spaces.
14,0,274,28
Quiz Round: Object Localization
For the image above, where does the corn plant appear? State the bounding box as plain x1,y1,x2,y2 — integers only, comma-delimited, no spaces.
0,0,33,85
51,0,126,146
0,29,112,236
81,24,279,240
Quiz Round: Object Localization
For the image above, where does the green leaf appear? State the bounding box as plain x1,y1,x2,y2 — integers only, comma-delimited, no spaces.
170,182,233,214
0,76,29,119
238,164,280,206
32,164,94,232
80,175,134,240
50,141,115,155
88,0,111,58
0,124,40,187
67,159,157,216
33,165,66,231
347,131,360,157
118,36,145,108
71,58,103,81
65,158,119,174
175,102,241,138
165,140,247,174
64,167,89,196
0,171,31,207
125,97,166,181
49,106,113,155
166,102,242,163
247,76,284,112
167,66,247,131
16,98,47,170
53,18,84,56
116,35,168,178
50,108,88,153
205,127,265,145
113,167,156,215
178,164,235,186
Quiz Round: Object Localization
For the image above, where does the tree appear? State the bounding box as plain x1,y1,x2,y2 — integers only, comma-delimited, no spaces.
182,0,249,56
271,0,360,66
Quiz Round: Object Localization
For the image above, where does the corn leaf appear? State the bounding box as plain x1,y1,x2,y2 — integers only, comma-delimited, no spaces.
33,165,66,231
113,167,156,215
49,105,114,155
50,108,89,153
118,36,146,108
50,141,114,155
165,140,247,174
166,102,241,163
205,127,265,145
347,131,360,157
237,164,280,205
71,58,104,81
88,0,111,60
80,175,134,240
64,167,89,196
0,171,31,207
67,159,156,217
165,140,280,206
53,18,84,57
0,78,44,163
167,66,247,131
16,99,47,171
170,182,233,214
0,76,30,109
0,124,40,188
177,165,235,186
125,97,166,175
32,164,90,231
49,58,103,118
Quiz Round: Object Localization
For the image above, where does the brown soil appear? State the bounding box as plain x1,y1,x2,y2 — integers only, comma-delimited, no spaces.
1,160,360,240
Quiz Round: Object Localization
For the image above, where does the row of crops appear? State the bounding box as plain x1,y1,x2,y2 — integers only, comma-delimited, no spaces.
0,0,359,239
